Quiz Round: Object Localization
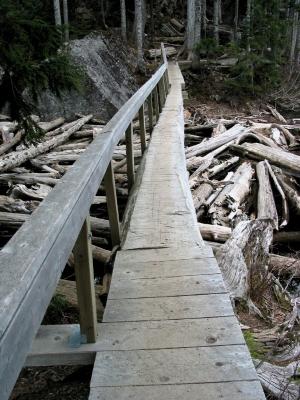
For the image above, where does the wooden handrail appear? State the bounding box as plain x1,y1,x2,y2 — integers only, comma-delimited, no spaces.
0,45,169,400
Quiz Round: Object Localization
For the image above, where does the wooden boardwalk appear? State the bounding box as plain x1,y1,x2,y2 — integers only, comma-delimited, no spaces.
88,63,266,399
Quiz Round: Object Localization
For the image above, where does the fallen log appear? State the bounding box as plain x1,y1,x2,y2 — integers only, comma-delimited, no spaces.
10,183,52,200
185,120,235,134
186,124,246,159
275,172,300,216
255,360,300,400
0,115,92,173
0,131,23,156
39,117,65,133
217,220,273,303
269,254,300,278
199,223,231,243
256,161,278,230
231,142,300,176
0,196,37,214
193,182,214,210
0,173,59,186
273,231,300,243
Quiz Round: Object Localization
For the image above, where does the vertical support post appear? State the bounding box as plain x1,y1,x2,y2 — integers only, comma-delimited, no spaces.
154,86,160,123
158,78,166,109
147,93,154,134
138,104,147,153
125,122,135,190
104,161,121,247
73,216,97,343
164,71,169,94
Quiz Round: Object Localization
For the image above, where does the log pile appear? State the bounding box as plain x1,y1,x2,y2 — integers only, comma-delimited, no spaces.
185,106,300,399
0,113,148,305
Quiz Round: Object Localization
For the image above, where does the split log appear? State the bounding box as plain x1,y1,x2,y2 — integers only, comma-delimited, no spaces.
205,172,234,209
199,223,231,243
186,124,246,159
192,182,214,210
217,220,273,302
256,161,278,229
255,360,300,400
0,115,92,173
206,156,239,178
231,142,300,176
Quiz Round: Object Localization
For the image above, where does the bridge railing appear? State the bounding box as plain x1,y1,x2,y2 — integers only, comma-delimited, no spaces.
0,44,169,400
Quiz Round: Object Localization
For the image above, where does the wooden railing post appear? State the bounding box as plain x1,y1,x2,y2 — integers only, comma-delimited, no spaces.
158,78,166,109
147,93,154,134
104,161,121,247
73,215,97,343
154,86,160,123
125,122,135,190
138,104,147,153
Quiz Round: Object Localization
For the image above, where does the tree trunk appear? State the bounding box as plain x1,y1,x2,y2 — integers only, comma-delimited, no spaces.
187,0,196,59
63,0,69,42
202,0,207,38
246,0,252,52
135,0,145,71
53,0,62,26
194,0,202,44
290,0,300,63
120,0,127,41
234,0,239,41
213,0,220,44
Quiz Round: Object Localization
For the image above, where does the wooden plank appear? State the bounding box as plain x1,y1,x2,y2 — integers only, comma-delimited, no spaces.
103,161,120,247
90,345,258,387
116,247,214,263
89,381,266,400
147,93,153,134
26,316,245,366
112,257,220,280
73,216,97,343
108,273,226,299
104,294,234,322
138,104,147,153
125,122,135,190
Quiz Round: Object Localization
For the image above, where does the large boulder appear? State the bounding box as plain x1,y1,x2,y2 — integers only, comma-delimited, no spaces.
37,32,138,121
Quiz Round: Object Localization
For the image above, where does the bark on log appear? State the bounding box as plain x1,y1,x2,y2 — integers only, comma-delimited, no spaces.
256,161,278,229
10,183,52,200
192,182,214,210
273,231,300,243
0,115,92,173
269,254,300,278
185,124,246,159
231,142,300,176
0,196,38,214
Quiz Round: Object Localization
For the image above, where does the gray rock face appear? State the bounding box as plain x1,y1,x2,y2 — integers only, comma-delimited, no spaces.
38,32,138,121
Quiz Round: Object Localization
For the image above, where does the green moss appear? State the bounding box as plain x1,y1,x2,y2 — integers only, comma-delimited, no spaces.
243,331,268,359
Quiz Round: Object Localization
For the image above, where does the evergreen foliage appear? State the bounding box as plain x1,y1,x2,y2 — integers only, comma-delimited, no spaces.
0,0,83,140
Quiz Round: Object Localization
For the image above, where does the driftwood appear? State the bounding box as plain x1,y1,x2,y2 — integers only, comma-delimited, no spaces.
265,161,289,228
0,115,92,173
39,117,65,133
0,132,23,157
185,124,246,159
0,196,38,214
10,183,52,200
199,223,231,243
193,182,214,210
0,173,59,186
185,120,235,134
255,360,300,400
256,161,278,229
208,162,254,226
217,220,273,303
231,142,300,176
275,172,300,216
269,254,300,278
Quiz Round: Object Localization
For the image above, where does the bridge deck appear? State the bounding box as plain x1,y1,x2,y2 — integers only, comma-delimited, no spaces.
88,63,265,400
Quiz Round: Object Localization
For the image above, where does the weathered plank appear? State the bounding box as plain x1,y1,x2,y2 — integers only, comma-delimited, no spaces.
112,257,220,280
104,294,234,322
108,273,225,299
90,345,258,387
89,382,265,400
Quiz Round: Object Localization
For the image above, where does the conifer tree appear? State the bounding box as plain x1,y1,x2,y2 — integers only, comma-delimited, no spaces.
0,0,82,140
